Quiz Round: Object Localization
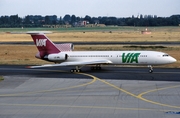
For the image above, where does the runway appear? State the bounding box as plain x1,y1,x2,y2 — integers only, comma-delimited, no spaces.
0,65,180,118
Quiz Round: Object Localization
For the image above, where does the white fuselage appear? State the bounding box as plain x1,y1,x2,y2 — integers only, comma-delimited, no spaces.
50,51,176,65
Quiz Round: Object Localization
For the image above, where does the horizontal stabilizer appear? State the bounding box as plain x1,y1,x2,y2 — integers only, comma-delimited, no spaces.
26,31,52,34
7,31,52,34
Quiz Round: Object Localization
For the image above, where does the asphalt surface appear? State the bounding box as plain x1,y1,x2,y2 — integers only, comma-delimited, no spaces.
0,65,180,118
0,65,180,81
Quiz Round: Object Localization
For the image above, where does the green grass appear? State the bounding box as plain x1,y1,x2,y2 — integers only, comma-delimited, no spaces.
0,27,121,32
0,76,4,82
0,26,179,33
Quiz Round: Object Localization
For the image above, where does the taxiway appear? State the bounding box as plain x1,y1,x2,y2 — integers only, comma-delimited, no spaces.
0,65,180,118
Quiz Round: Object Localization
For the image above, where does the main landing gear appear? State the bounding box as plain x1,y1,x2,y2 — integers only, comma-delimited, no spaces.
91,65,101,70
70,66,82,73
70,65,102,73
148,65,153,73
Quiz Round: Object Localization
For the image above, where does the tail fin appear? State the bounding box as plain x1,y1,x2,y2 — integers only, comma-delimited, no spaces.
27,32,60,58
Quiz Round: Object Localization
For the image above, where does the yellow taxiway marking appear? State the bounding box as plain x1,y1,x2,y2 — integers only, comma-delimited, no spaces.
137,85,180,109
77,72,180,109
1,69,180,110
0,72,97,97
0,103,176,112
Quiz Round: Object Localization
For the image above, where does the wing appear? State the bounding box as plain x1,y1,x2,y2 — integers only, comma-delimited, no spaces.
27,59,112,68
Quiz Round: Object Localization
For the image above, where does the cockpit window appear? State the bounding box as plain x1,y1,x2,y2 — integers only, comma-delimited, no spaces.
163,54,169,57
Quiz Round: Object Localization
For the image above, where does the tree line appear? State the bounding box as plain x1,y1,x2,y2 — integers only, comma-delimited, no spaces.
0,14,179,28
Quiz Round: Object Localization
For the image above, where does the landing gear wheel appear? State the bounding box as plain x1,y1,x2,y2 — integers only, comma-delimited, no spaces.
70,69,74,73
148,65,153,73
149,69,153,73
70,69,81,73
77,69,81,73
91,66,102,70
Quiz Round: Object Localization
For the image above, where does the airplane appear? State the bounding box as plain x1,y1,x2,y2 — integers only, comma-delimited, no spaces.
26,31,176,73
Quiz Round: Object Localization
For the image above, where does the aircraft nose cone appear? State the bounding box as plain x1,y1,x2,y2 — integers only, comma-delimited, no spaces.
171,57,177,63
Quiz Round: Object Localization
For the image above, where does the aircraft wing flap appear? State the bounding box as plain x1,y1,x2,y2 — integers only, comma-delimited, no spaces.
28,59,112,68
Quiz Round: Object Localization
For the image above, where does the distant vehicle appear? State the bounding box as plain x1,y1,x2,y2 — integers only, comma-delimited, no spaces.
27,31,176,73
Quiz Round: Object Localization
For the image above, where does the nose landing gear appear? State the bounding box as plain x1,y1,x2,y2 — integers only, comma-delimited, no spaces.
148,65,153,73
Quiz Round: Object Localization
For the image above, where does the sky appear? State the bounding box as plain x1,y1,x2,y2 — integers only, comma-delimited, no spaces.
0,0,179,18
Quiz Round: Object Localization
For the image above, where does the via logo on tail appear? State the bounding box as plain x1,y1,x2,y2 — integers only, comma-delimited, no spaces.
36,39,47,47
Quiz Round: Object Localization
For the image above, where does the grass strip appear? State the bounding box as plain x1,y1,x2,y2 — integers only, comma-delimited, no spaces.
0,76,4,82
